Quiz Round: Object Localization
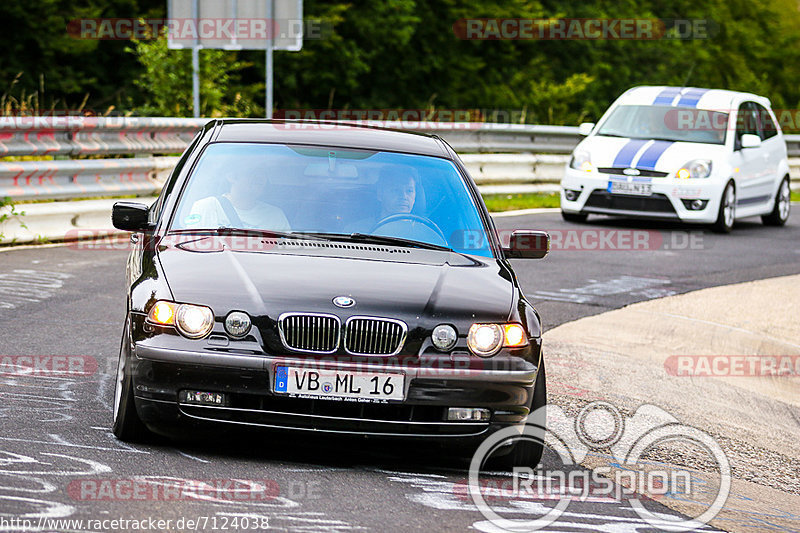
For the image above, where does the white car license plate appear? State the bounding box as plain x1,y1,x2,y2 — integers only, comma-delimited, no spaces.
608,180,652,196
274,366,405,402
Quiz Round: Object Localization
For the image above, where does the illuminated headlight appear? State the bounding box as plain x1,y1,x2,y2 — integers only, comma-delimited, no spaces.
676,159,712,179
225,311,252,338
570,151,595,173
176,304,215,338
431,324,457,351
148,301,176,326
149,300,215,339
468,323,530,357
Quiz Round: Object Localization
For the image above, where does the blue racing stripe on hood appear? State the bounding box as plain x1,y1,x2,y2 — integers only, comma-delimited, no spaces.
635,140,673,170
653,87,681,105
676,88,709,108
612,139,649,167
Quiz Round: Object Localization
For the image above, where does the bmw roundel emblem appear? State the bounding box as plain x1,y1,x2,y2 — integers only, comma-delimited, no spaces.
333,296,355,308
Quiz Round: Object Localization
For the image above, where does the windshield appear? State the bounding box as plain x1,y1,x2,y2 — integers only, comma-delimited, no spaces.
170,142,493,258
597,105,728,145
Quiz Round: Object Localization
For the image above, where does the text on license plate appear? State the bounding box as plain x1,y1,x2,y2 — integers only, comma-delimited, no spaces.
608,180,652,196
274,366,405,402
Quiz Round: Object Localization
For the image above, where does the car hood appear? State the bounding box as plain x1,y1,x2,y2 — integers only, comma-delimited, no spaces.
580,135,728,173
156,236,514,323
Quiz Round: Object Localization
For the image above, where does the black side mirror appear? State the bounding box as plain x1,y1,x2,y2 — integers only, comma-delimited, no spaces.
112,202,152,232
504,230,549,259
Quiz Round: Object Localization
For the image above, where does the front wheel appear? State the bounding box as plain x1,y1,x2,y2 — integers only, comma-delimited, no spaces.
712,181,736,233
112,319,150,442
489,361,546,470
762,177,791,226
561,211,588,223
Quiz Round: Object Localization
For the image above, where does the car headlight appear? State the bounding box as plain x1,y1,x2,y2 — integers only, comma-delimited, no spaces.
570,151,595,173
431,324,457,351
467,323,529,357
147,300,215,339
676,159,712,179
225,311,252,338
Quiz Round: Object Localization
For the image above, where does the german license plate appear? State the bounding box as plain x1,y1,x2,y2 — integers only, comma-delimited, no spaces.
608,180,652,196
274,366,405,402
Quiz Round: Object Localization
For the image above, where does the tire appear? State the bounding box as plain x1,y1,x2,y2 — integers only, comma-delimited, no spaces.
490,360,547,470
112,319,150,442
712,181,736,233
561,211,588,223
762,177,791,226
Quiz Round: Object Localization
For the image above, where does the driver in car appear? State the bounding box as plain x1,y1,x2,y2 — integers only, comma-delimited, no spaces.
346,166,417,233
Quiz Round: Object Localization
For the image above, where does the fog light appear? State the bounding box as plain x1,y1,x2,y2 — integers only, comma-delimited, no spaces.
431,324,457,351
225,311,252,338
448,407,491,421
681,198,709,211
564,189,580,201
179,390,229,406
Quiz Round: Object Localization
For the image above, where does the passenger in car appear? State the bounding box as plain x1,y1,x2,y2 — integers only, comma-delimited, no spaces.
186,169,290,231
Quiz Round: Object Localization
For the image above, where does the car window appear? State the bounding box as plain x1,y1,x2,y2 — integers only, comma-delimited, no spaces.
734,102,760,149
596,105,727,144
754,103,779,140
169,142,494,258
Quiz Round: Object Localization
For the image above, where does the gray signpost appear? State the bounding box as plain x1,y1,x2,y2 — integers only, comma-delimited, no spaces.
167,0,303,118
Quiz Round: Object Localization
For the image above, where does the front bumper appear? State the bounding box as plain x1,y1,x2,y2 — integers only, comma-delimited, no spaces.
561,167,725,223
131,341,540,441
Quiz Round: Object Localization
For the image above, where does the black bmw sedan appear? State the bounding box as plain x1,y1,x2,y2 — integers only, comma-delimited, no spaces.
111,120,549,467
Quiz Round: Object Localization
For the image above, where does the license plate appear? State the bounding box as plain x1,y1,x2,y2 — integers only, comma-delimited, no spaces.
608,180,652,196
274,366,405,402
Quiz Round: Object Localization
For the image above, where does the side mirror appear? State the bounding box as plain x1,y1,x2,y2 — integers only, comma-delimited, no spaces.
112,202,152,232
578,122,595,136
740,134,761,149
504,230,549,259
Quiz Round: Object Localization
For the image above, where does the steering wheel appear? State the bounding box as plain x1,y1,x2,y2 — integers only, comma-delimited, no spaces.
370,213,448,243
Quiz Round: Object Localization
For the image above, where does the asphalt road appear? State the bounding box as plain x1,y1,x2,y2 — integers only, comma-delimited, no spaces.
0,211,798,532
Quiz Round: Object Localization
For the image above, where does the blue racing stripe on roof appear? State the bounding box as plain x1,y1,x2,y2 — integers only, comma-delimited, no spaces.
635,140,673,170
676,88,709,108
653,87,682,105
612,139,649,167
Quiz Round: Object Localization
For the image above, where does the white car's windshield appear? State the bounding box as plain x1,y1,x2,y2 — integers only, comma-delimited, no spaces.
597,105,728,145
170,142,493,258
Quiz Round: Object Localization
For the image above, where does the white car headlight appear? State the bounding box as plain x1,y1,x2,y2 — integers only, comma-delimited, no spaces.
676,159,712,179
467,323,529,357
175,304,215,339
570,151,595,173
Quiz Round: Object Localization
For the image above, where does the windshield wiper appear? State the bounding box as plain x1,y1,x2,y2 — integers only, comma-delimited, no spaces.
292,231,454,252
348,233,454,251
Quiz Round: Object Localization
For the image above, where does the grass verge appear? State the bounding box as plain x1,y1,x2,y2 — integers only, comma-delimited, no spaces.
482,192,560,212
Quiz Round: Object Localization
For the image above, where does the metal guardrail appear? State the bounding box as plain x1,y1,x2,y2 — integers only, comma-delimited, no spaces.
0,117,206,157
1,118,799,203
0,157,177,201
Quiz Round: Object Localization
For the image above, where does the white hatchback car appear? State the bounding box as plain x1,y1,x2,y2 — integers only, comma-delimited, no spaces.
561,86,791,232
